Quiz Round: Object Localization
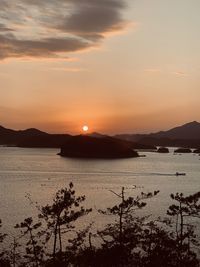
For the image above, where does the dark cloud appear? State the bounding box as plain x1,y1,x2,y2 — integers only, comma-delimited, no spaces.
0,0,9,10
60,3,126,36
0,0,128,60
0,23,13,32
0,34,90,59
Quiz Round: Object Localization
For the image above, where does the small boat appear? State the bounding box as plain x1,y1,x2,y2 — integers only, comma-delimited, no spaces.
175,172,186,176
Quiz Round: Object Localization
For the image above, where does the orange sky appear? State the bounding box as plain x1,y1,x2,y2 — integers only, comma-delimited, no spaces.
0,0,200,134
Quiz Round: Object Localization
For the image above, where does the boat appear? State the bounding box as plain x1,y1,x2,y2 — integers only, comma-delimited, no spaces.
175,172,186,176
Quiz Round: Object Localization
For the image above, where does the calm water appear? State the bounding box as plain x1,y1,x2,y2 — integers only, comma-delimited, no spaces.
0,147,200,237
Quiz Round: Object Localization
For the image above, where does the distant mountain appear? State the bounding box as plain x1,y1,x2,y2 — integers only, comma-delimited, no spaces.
115,121,200,148
0,125,19,145
0,125,71,147
17,134,72,148
86,132,108,138
115,133,146,142
150,121,200,140
88,132,156,150
1,121,200,149
0,125,47,136
18,128,47,136
0,125,156,150
0,125,16,135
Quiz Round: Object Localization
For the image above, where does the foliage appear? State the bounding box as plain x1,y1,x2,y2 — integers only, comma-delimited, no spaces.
0,219,11,267
91,188,159,266
15,217,44,266
0,220,6,244
1,184,200,267
39,182,92,261
72,190,200,267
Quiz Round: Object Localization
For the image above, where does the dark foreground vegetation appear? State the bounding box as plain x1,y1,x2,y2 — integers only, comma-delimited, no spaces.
1,183,200,267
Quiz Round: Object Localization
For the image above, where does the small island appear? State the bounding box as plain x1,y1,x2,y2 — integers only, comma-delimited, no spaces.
193,148,200,154
157,147,169,153
174,148,192,153
59,135,139,159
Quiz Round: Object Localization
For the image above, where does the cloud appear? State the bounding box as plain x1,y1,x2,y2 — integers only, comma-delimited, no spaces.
0,0,128,60
144,69,188,77
0,34,90,59
173,71,187,77
0,23,13,32
59,0,127,36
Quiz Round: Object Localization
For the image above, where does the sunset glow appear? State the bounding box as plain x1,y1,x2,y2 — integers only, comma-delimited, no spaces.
0,0,199,134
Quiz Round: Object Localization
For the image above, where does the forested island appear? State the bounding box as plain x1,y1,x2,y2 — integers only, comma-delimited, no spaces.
59,135,139,158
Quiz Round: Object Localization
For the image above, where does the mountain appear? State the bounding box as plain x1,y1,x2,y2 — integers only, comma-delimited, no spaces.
88,132,156,150
0,125,16,135
0,125,155,149
0,125,71,147
150,121,200,140
86,132,108,138
1,121,200,148
115,133,146,142
115,121,200,148
0,125,19,145
18,128,47,136
59,135,139,159
17,134,72,148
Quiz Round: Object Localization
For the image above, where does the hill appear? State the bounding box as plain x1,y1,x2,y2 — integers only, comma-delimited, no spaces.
0,125,156,149
150,121,200,140
88,132,156,150
115,121,200,148
0,125,71,147
1,121,200,149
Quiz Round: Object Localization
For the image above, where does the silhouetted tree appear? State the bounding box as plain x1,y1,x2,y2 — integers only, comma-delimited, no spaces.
15,217,44,267
0,220,6,244
0,219,11,267
90,188,160,266
166,192,200,267
1,185,200,267
9,237,22,267
72,189,200,267
39,182,92,264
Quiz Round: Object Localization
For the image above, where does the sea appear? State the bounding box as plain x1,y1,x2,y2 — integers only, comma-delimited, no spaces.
0,146,200,239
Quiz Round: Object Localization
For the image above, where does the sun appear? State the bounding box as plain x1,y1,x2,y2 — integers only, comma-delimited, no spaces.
82,125,89,132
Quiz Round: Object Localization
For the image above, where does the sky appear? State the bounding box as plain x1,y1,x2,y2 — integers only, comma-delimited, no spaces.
0,0,200,134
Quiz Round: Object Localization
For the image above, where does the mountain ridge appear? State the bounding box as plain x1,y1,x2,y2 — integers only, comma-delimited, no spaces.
150,121,200,139
115,121,200,142
1,121,200,148
0,125,71,147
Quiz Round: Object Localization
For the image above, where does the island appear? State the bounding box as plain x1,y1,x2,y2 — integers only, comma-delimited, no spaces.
193,148,200,154
174,148,192,153
59,135,139,159
157,147,169,153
